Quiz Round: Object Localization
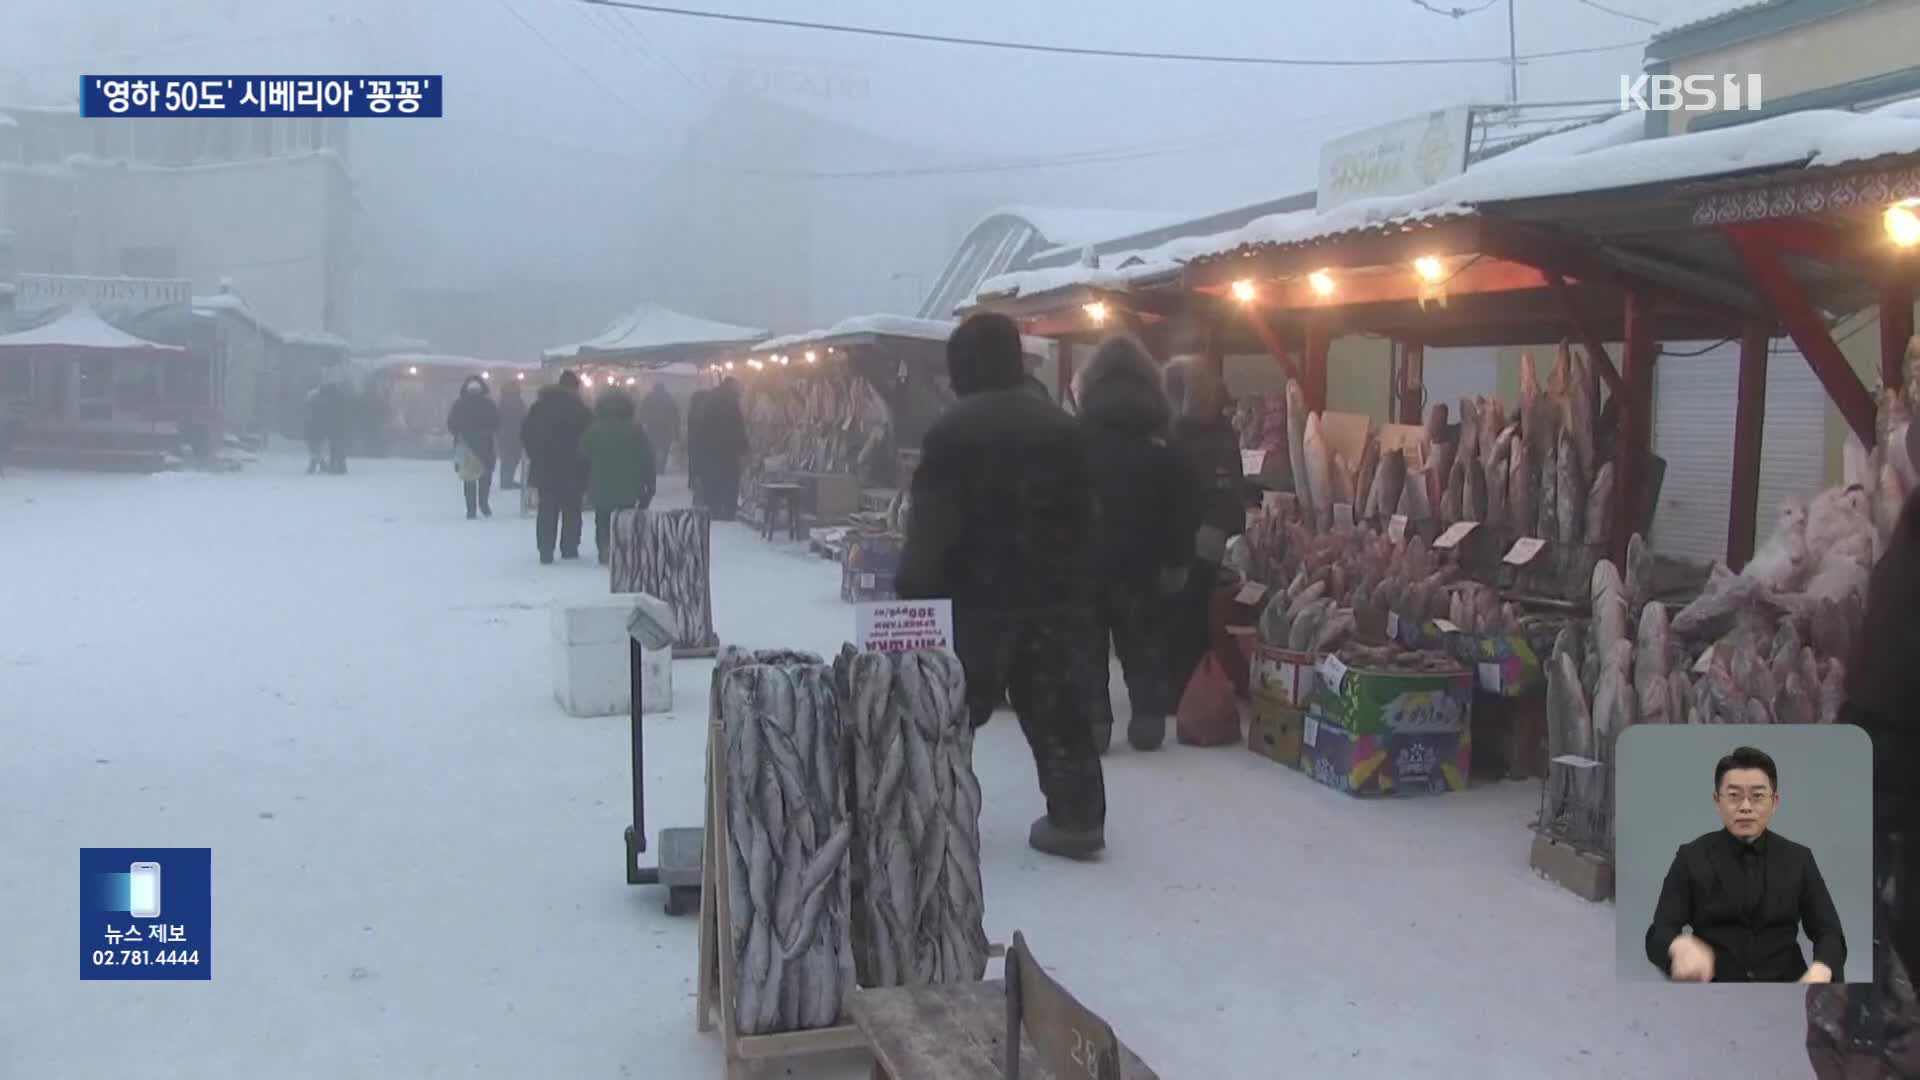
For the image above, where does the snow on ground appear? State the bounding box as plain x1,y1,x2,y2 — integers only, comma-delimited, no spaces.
0,456,1813,1078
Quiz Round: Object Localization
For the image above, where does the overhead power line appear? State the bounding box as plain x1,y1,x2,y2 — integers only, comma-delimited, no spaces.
1410,0,1501,17
1572,0,1658,25
573,0,1644,67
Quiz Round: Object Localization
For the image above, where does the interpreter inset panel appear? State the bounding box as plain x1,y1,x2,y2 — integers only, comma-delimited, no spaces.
1613,725,1871,984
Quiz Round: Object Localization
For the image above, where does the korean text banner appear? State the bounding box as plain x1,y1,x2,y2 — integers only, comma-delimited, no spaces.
79,848,211,980
81,76,443,118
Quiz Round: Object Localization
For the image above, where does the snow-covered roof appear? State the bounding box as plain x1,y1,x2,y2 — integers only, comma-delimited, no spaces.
756,314,961,353
1650,0,1788,41
979,206,1199,250
1186,107,1920,265
280,330,351,351
544,302,765,361
365,352,541,375
0,303,183,352
193,293,280,340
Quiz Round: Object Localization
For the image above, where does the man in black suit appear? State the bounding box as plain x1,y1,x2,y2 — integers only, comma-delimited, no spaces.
1646,745,1847,983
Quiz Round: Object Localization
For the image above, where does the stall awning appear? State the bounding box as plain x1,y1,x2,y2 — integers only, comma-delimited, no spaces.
543,303,766,367
0,303,185,353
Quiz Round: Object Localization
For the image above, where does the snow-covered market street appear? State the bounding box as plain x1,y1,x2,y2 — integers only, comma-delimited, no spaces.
0,455,1811,1078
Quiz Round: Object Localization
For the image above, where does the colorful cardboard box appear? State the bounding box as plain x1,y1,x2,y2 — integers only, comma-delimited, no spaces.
1247,699,1305,769
1250,643,1316,710
1464,631,1545,698
1309,663,1473,737
1300,716,1471,797
841,533,902,603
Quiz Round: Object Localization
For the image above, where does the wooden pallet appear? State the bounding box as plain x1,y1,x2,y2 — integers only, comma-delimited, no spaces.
695,719,866,1078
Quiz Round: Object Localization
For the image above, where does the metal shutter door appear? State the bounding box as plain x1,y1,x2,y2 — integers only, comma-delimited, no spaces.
1421,346,1500,422
1651,340,1827,564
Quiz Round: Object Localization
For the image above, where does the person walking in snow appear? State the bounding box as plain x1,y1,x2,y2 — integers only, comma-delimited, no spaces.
686,386,712,502
1162,355,1247,700
311,377,352,475
896,312,1105,860
303,387,328,474
520,370,593,563
580,388,659,565
693,378,749,521
446,375,501,519
638,382,681,476
1073,335,1192,754
497,380,527,490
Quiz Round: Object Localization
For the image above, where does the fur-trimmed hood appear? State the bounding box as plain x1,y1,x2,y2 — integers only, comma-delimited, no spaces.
1075,335,1169,433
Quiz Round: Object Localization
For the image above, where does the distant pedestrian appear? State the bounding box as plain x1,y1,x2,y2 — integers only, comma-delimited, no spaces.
693,378,748,521
446,375,501,519
497,380,527,490
580,389,659,565
303,387,327,474
1163,355,1247,699
311,377,351,475
638,382,681,476
686,387,712,501
520,370,593,563
1073,335,1192,754
896,312,1105,860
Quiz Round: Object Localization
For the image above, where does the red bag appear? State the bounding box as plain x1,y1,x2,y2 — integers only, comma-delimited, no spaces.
1176,654,1241,747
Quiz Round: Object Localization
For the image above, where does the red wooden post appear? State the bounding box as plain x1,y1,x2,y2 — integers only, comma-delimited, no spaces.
1726,324,1770,571
1725,224,1878,447
1881,275,1914,392
1204,321,1225,384
1610,292,1655,563
1304,319,1330,413
1055,337,1076,402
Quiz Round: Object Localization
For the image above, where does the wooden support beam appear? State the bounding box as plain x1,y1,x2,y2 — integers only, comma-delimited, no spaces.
1725,224,1879,447
1481,217,1766,321
1725,218,1861,265
1881,274,1915,391
1545,271,1627,398
1304,320,1330,412
1727,324,1770,572
1396,341,1425,424
1611,292,1656,564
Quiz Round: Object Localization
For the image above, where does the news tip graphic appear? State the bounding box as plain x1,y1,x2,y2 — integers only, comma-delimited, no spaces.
80,848,211,981
80,76,443,118
1612,726,1871,984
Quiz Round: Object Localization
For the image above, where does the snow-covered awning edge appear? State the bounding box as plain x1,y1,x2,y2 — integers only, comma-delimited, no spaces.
753,314,958,355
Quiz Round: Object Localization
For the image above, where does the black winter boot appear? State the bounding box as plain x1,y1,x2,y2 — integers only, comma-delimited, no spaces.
1128,713,1166,752
1028,816,1104,860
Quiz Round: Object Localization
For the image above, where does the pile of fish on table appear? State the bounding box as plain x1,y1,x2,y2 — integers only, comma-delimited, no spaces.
743,369,893,484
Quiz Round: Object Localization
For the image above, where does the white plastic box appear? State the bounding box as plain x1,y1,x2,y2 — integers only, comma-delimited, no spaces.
551,595,672,717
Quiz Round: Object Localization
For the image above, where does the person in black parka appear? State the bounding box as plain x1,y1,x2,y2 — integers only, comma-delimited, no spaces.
446,375,501,519
1074,336,1194,755
896,312,1105,860
519,370,594,563
1162,355,1248,699
694,378,748,521
638,383,682,476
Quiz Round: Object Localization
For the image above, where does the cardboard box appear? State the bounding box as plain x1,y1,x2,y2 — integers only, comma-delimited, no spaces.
841,568,896,604
844,532,904,573
1472,689,1549,781
550,596,672,717
1300,716,1470,797
803,472,861,521
1250,643,1316,710
1247,699,1305,769
1310,664,1472,738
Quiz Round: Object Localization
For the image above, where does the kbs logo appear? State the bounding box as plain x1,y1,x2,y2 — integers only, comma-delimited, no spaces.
1619,73,1764,113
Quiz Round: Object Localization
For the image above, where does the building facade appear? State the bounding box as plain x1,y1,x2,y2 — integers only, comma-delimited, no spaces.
0,108,357,339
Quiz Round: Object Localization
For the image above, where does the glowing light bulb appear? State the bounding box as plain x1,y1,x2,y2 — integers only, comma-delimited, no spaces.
1083,301,1108,324
1887,200,1920,249
804,351,817,363
407,365,419,375
1308,270,1336,298
581,376,593,388
480,371,490,379
1413,256,1445,283
626,376,637,386
1229,279,1257,304
777,354,789,365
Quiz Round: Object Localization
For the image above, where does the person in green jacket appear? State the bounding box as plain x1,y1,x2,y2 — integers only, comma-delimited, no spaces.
580,389,659,565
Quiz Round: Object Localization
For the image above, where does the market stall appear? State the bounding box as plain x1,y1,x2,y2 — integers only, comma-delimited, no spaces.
0,300,194,472
357,352,544,458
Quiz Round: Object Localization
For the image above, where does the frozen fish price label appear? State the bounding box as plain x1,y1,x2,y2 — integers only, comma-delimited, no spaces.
82,76,444,117
1503,537,1547,565
1432,521,1477,550
1241,450,1266,476
80,848,211,981
1316,654,1349,691
1431,618,1460,635
1387,612,1401,638
1477,661,1503,693
1234,582,1269,606
855,600,953,655
1388,515,1409,543
1333,503,1354,529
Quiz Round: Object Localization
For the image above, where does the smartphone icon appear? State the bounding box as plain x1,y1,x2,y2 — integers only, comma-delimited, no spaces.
128,862,161,919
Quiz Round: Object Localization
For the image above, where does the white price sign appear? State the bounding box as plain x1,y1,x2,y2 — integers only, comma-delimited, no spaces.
1432,521,1478,550
1242,450,1267,476
1432,618,1460,634
1693,648,1715,674
1303,715,1321,748
1503,537,1547,565
1477,661,1503,693
1317,654,1349,691
1387,612,1401,638
1388,515,1409,543
1333,503,1354,529
1235,582,1269,606
854,599,954,655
